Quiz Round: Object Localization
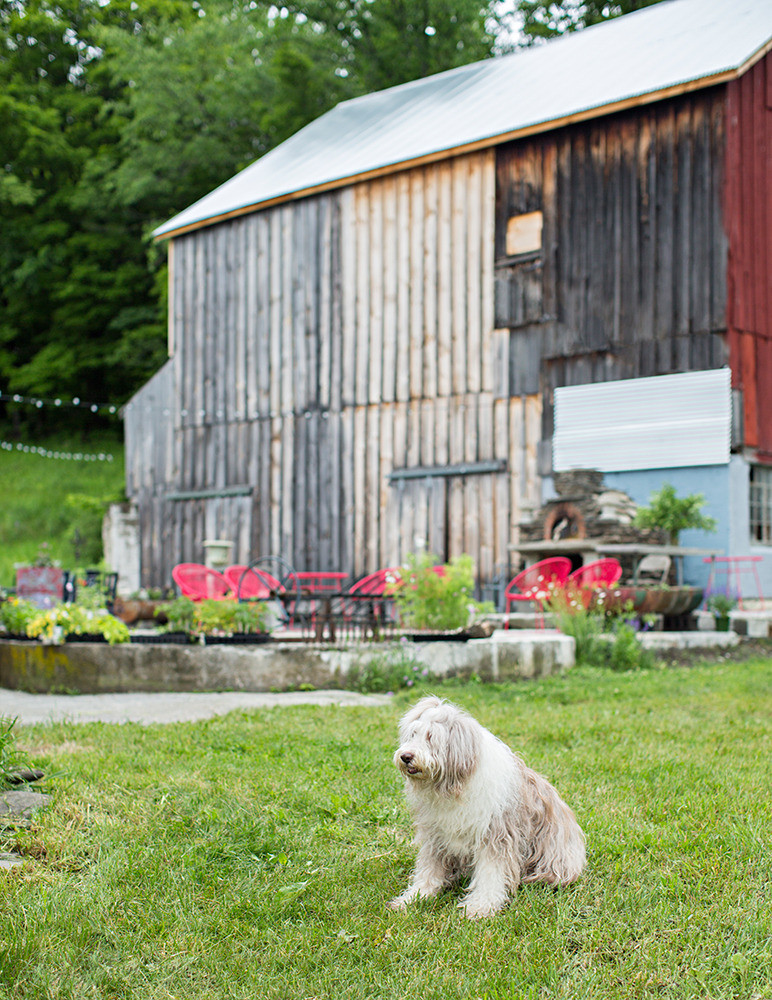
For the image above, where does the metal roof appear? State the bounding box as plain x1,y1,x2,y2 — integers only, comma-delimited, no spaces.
155,0,772,238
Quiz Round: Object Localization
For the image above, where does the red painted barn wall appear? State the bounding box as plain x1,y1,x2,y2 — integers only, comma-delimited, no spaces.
725,49,772,459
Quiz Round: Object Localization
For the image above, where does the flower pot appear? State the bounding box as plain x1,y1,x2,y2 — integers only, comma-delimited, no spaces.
714,615,730,632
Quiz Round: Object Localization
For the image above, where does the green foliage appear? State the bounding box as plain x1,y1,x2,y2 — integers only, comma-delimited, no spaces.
0,437,125,588
25,603,130,644
0,598,40,637
0,716,33,790
390,551,493,631
633,482,718,544
192,598,269,637
156,596,269,636
548,589,654,671
707,592,736,617
346,642,435,693
516,0,667,44
156,595,196,634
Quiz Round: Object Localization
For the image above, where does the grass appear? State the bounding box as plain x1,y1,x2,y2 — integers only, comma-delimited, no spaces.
1,660,771,999
0,434,125,589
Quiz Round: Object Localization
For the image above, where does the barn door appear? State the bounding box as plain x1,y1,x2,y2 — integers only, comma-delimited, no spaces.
387,477,448,565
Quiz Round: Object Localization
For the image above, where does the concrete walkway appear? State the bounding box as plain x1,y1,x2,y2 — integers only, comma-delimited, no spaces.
0,688,392,726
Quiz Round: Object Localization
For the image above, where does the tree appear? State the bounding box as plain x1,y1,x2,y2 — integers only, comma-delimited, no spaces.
287,0,507,94
514,0,666,45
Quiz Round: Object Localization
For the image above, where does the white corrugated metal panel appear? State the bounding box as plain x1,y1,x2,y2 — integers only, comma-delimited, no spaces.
553,369,731,472
155,0,772,237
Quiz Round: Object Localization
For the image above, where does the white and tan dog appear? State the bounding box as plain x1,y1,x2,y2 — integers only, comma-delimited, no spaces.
390,696,586,919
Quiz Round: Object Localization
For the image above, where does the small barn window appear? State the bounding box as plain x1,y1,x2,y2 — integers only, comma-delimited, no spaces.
505,211,543,257
749,465,772,544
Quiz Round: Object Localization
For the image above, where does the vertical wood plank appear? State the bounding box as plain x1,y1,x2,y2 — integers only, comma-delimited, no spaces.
437,160,453,398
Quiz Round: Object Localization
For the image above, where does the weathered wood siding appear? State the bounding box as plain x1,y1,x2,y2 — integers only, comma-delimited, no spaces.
495,87,729,450
125,151,542,588
725,50,772,460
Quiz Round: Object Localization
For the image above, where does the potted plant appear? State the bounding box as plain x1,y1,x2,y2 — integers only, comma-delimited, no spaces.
390,551,494,637
633,483,717,545
707,592,736,631
194,598,270,643
26,603,130,644
149,596,198,643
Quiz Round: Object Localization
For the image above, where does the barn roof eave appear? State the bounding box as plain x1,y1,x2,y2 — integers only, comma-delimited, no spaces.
154,60,753,243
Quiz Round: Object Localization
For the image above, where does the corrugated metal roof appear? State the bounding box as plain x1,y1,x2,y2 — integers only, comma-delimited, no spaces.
154,0,772,238
553,368,732,472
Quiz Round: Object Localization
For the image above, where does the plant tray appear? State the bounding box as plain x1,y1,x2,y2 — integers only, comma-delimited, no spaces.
65,633,108,644
203,633,271,645
130,632,193,645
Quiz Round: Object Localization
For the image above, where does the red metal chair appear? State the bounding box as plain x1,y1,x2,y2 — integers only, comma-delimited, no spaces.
344,567,403,626
566,558,623,608
172,563,232,601
224,565,285,601
348,567,403,597
505,557,572,628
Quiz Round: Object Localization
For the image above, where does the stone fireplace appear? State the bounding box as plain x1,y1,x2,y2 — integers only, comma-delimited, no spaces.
518,469,666,577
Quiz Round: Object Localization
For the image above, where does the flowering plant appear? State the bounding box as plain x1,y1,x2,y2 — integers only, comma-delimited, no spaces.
26,604,130,644
390,551,493,631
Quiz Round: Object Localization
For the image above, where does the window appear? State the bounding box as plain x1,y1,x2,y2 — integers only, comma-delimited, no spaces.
749,465,772,544
505,211,543,256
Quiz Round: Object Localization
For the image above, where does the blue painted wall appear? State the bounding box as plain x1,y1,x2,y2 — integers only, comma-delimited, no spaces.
602,467,729,590
542,460,772,597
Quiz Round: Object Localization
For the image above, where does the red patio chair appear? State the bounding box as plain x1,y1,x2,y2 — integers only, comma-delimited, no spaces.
348,567,403,597
344,567,403,627
224,564,285,601
566,558,623,608
504,557,572,628
172,563,232,601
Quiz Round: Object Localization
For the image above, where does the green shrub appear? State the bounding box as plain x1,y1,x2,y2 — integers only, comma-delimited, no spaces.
391,551,493,631
548,589,654,671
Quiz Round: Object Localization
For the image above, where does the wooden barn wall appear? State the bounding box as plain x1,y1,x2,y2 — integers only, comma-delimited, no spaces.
127,150,542,588
495,86,729,448
725,50,772,460
123,360,177,587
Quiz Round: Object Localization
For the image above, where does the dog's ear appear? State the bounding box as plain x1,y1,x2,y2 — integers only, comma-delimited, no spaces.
439,714,480,796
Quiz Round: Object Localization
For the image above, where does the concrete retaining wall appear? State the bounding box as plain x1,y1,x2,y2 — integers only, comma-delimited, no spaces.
0,631,574,695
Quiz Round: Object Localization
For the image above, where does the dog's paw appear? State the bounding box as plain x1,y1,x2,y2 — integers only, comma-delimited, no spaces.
387,894,410,911
458,896,505,920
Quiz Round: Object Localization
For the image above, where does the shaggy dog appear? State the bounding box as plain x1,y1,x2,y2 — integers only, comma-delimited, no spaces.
389,696,586,919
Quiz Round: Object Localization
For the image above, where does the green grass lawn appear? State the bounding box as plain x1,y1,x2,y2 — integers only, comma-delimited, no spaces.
0,435,124,590
2,660,771,999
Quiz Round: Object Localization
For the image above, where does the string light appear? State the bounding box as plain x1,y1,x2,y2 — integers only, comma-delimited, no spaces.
0,390,120,416
0,440,115,462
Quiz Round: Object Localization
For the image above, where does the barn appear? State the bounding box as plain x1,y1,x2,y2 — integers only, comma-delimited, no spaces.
125,0,772,597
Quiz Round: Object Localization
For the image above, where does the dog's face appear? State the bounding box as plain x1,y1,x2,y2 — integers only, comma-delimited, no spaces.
394,696,480,796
